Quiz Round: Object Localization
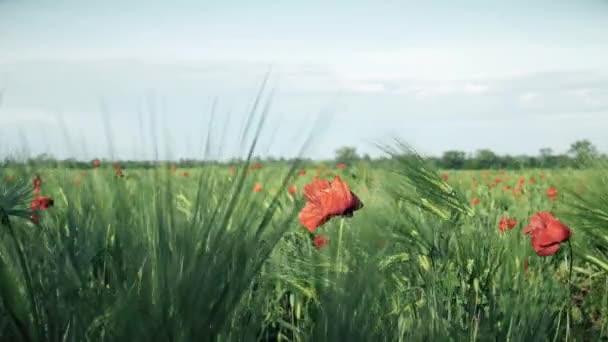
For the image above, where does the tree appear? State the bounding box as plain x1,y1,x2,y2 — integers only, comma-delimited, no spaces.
334,146,360,165
568,140,598,167
474,149,499,169
440,150,466,169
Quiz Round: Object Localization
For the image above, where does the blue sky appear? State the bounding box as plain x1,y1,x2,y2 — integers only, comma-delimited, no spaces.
1,0,608,160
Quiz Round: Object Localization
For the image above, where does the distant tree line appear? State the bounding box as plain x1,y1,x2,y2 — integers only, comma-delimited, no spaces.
332,140,604,170
0,140,603,170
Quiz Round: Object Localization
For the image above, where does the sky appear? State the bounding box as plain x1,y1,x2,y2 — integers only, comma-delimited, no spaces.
1,0,608,160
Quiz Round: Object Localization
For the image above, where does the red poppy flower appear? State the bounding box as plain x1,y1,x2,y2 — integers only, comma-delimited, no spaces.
337,163,346,170
441,173,449,181
253,183,262,193
471,197,480,206
230,166,236,174
488,183,496,188
299,169,306,176
93,159,100,168
33,176,42,194
299,176,363,233
519,178,525,185
252,163,262,170
288,185,297,196
522,212,572,256
495,178,502,184
115,168,124,177
31,196,54,211
498,216,517,232
7,175,14,181
30,196,54,225
546,186,558,200
183,172,189,177
314,235,329,248
503,185,510,191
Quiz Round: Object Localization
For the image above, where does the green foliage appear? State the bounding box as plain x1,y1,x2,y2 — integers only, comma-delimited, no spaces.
0,146,607,340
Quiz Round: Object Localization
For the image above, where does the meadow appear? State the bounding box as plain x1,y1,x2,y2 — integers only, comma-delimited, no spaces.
0,147,607,341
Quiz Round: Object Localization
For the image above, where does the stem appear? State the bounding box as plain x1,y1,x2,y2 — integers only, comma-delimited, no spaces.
336,218,345,273
567,240,573,289
1,212,43,341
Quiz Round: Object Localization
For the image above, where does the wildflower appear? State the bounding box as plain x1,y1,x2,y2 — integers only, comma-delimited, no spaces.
495,178,502,184
93,159,100,168
529,177,536,184
546,186,558,201
522,212,572,256
299,176,363,233
471,197,480,205
337,163,346,170
252,163,262,170
299,169,306,176
30,196,54,224
230,166,236,174
498,216,517,232
441,173,449,181
183,172,189,177
33,176,42,194
519,178,525,185
115,168,124,177
314,235,329,248
253,183,262,193
503,185,510,191
7,175,13,181
288,185,297,196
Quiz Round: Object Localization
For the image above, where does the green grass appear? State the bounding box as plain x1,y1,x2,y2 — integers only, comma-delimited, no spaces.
0,154,607,341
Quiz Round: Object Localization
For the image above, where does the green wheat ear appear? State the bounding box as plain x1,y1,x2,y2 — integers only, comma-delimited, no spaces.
380,139,474,222
0,178,32,220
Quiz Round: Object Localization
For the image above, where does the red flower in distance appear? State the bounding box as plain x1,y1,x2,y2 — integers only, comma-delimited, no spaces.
522,212,572,256
471,197,480,206
7,175,14,181
253,183,262,193
115,168,124,177
314,235,329,248
288,185,297,196
33,176,42,194
30,196,54,224
299,169,306,176
498,216,517,232
337,163,346,170
182,172,189,177
299,176,363,233
252,163,262,170
441,173,449,181
546,186,558,201
230,166,236,174
93,159,100,168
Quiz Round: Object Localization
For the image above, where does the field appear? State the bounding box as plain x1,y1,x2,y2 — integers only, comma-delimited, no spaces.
0,151,607,341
